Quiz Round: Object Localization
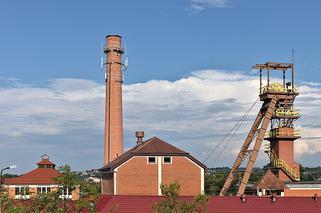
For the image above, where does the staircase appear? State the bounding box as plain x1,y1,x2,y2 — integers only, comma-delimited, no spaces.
264,145,300,181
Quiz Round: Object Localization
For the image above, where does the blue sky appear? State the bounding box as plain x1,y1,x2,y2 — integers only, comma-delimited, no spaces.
1,0,321,173
1,0,321,83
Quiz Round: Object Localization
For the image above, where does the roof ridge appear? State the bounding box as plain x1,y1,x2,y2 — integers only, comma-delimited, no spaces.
153,137,189,154
133,136,157,152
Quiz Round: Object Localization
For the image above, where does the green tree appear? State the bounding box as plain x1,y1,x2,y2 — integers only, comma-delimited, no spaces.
1,165,99,212
31,191,65,213
31,165,100,213
74,179,100,213
204,172,227,195
152,182,209,213
0,190,30,213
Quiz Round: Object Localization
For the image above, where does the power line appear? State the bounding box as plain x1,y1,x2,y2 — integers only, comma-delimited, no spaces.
211,98,258,165
203,98,259,164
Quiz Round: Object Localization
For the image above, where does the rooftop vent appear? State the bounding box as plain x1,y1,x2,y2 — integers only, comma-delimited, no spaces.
240,195,246,203
271,194,276,203
313,194,318,202
136,131,144,145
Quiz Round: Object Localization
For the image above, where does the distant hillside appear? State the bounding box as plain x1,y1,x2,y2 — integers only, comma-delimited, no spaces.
205,166,321,195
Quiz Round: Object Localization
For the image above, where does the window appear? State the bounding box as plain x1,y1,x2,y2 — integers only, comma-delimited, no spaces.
163,157,172,164
59,187,72,199
37,187,51,194
15,187,20,195
38,164,54,169
148,157,156,164
62,188,72,196
15,186,29,195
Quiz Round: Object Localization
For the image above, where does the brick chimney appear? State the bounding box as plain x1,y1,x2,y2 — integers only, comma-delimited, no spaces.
104,35,124,165
135,131,144,145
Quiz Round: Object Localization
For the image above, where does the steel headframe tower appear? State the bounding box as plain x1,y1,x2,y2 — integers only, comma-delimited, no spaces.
220,62,300,196
104,35,124,165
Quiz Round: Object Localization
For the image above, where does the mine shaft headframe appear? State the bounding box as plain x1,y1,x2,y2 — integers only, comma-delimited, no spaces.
252,62,295,96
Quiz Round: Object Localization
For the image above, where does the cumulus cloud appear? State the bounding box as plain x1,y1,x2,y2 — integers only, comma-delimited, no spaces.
187,0,231,13
1,69,321,172
0,78,104,137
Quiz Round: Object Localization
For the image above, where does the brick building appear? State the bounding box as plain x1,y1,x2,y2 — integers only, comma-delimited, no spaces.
101,134,207,196
3,155,79,200
254,170,321,197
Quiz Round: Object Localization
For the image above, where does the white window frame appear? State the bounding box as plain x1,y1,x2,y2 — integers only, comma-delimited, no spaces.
14,186,30,199
37,186,52,194
147,156,157,164
163,156,172,164
59,186,72,199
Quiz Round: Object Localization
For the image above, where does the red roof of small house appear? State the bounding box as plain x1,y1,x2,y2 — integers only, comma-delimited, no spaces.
101,137,207,170
255,170,288,190
4,155,59,185
3,168,60,185
97,195,321,213
37,158,56,166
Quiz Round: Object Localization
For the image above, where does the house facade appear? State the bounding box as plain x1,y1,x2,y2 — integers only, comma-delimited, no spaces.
101,136,207,196
3,155,79,200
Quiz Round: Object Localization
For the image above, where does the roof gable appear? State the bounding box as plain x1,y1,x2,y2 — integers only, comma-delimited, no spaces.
134,137,188,155
101,137,206,170
255,170,288,190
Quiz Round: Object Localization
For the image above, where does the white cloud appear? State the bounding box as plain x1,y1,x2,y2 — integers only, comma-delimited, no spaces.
187,0,231,13
1,69,321,172
0,78,105,137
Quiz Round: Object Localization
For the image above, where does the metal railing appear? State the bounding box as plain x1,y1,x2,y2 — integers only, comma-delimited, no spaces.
264,145,300,181
274,108,300,117
261,83,298,94
265,129,301,137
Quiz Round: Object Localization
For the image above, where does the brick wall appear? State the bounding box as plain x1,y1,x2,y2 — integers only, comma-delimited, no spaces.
8,187,15,198
29,187,37,198
117,156,158,195
115,156,203,196
101,177,114,195
162,157,201,195
284,189,321,196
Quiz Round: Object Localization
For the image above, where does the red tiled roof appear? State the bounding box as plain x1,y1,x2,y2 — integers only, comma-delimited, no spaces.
101,137,207,170
3,168,60,185
97,195,321,213
37,158,55,166
255,170,288,190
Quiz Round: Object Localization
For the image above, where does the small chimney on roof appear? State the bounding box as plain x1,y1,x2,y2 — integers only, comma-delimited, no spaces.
135,131,144,145
271,194,277,203
240,195,246,203
313,194,318,202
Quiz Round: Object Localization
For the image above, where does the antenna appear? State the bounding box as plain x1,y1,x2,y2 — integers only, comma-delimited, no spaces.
292,48,295,64
124,57,129,70
100,57,105,71
100,40,106,71
101,40,105,55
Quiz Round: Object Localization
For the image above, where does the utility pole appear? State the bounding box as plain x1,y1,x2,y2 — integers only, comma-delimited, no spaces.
0,165,16,213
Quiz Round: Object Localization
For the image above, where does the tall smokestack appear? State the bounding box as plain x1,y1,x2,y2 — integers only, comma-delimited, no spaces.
104,35,124,165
